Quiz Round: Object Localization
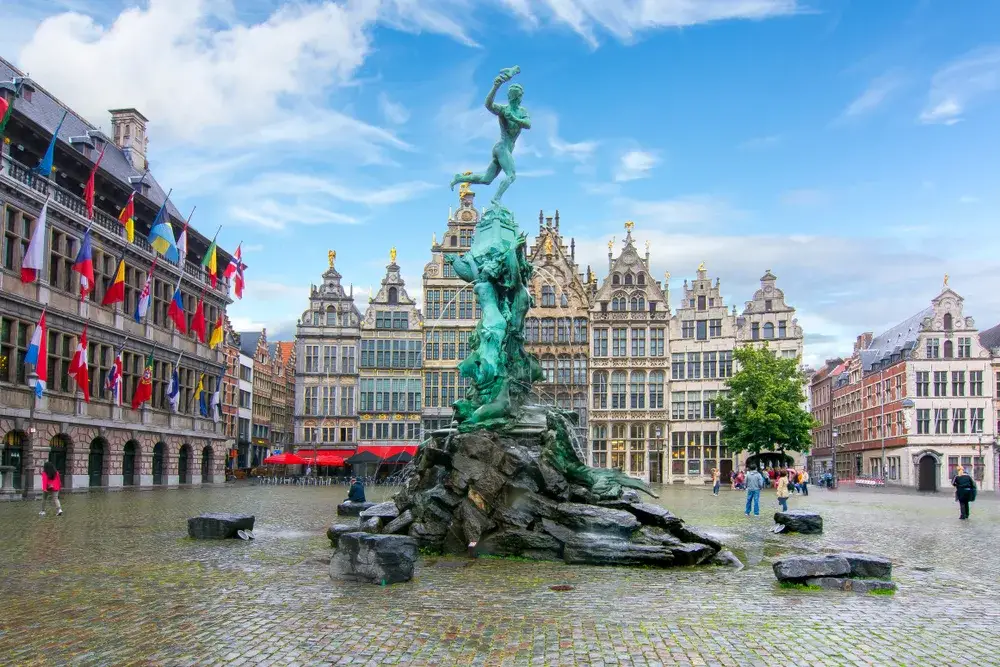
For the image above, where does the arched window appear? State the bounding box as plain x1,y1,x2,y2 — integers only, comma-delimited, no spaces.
48,434,71,482
592,371,608,409
557,318,571,343
573,355,587,384
326,308,336,325
611,371,627,409
943,313,953,331
557,393,571,410
637,273,645,285
388,287,398,305
526,318,539,343
624,273,634,286
943,340,953,358
450,235,457,247
573,318,588,343
612,273,620,285
630,371,646,409
541,285,556,307
611,297,624,311
557,356,572,384
2,431,25,490
541,318,555,342
763,322,774,339
631,295,645,312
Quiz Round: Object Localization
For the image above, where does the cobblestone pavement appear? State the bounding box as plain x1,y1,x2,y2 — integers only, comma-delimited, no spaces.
0,482,997,666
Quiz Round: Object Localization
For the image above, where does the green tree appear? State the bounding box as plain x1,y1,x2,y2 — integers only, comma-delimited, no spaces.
715,345,817,456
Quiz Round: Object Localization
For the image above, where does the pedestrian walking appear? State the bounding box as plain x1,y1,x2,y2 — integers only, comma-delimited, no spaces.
40,461,63,517
800,469,810,496
776,471,790,512
744,467,764,516
952,466,977,520
711,468,721,496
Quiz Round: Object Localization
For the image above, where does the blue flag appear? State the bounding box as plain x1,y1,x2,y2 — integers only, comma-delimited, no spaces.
198,377,210,417
147,194,179,263
32,110,68,178
167,366,180,413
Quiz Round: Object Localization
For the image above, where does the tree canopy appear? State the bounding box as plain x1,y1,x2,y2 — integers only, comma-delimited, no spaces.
715,345,817,456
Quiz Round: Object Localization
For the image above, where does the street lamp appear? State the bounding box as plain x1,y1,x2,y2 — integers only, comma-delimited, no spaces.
831,427,839,490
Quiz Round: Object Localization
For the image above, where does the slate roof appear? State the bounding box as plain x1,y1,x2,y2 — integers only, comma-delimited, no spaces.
979,322,1000,352
860,306,933,372
238,331,263,358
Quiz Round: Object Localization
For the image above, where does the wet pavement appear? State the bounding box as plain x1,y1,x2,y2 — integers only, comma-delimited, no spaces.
0,482,997,666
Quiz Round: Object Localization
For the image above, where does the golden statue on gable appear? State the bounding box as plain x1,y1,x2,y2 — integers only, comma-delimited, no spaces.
698,261,706,272
943,273,949,287
458,171,474,199
607,236,615,251
390,247,397,264
624,220,634,232
543,235,554,256
328,250,336,268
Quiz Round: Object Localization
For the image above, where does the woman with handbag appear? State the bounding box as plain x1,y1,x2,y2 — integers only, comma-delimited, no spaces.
952,466,977,520
40,461,63,516
775,471,790,512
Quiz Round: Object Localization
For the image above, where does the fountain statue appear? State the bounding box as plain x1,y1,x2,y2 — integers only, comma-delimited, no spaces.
341,67,728,570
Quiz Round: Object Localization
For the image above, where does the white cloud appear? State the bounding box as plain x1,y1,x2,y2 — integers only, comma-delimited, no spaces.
919,46,1000,125
614,149,660,182
622,195,741,226
242,244,264,253
780,188,830,207
958,195,980,204
247,173,437,206
739,135,780,150
229,199,360,231
498,0,802,48
840,71,904,119
378,92,411,125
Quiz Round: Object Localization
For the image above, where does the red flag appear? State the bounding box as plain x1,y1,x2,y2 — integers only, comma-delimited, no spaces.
224,244,246,299
72,229,95,299
83,144,107,220
68,324,90,402
131,350,154,409
190,297,206,343
102,254,126,305
167,285,187,333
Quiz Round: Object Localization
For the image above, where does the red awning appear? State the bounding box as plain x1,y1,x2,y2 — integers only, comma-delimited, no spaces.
263,452,307,465
358,444,419,458
294,450,350,466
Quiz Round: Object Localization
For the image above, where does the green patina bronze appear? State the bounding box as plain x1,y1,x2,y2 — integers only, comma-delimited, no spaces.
445,67,653,499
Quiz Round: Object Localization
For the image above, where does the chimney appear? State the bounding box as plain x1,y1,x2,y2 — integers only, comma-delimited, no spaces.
554,210,560,230
109,108,149,171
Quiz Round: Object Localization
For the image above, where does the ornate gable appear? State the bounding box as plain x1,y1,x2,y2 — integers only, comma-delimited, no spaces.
592,223,667,308
527,210,591,308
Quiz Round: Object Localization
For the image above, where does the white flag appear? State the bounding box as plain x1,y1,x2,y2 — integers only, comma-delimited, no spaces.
21,200,49,282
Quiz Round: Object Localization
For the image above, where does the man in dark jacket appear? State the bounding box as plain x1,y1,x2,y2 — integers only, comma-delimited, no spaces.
347,477,366,503
952,466,977,520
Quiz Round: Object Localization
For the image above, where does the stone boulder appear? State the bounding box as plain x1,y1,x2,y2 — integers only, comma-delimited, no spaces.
478,528,562,561
673,525,723,551
669,542,717,566
384,510,414,535
361,517,382,533
773,510,823,535
554,503,640,537
337,501,375,516
773,555,851,582
805,577,897,594
360,501,400,521
710,550,745,570
563,536,674,567
327,523,356,548
187,513,255,540
330,533,418,585
840,553,893,579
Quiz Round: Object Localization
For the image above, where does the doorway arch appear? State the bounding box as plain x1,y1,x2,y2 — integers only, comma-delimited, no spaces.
88,438,106,487
917,454,938,492
201,446,213,483
122,441,139,487
152,442,166,486
2,430,25,490
178,444,192,484
49,434,72,488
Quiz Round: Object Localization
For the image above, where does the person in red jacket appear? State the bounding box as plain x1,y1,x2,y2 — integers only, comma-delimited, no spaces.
40,461,63,516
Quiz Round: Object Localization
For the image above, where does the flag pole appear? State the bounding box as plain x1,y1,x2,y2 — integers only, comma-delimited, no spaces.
24,305,48,498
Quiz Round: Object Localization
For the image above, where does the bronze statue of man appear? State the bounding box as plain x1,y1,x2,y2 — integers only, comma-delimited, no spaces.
450,66,530,206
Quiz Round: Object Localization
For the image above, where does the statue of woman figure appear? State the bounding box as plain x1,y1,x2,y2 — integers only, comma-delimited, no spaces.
450,66,531,206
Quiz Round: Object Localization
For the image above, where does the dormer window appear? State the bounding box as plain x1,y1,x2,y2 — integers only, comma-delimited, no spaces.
637,274,645,285
624,273,634,286
450,236,457,247
943,313,953,331
612,274,620,285
765,300,773,311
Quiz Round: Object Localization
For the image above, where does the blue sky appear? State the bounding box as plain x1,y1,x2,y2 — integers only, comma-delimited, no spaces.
5,0,1000,366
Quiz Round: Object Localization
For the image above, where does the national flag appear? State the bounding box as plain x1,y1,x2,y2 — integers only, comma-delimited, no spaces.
131,350,155,410
166,360,181,413
208,313,224,349
196,374,208,417
0,96,10,135
201,235,218,287
102,253,126,306
211,375,222,424
105,342,125,406
21,199,49,283
223,244,246,299
31,110,67,178
176,224,188,265
167,282,187,333
118,192,135,242
24,311,47,398
83,144,107,220
134,260,155,323
147,191,178,262
68,324,90,402
190,297,206,343
72,228,95,299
